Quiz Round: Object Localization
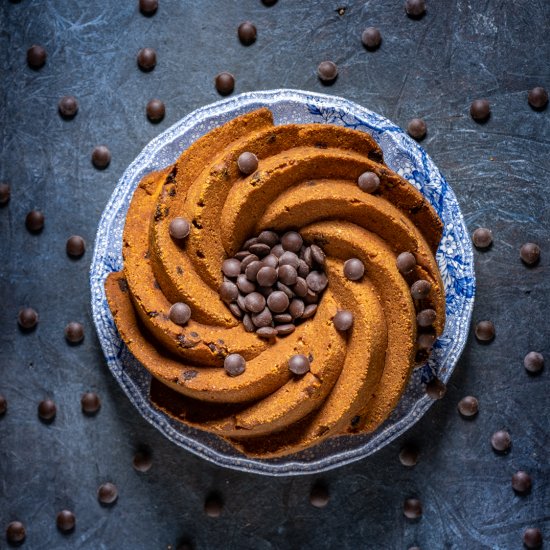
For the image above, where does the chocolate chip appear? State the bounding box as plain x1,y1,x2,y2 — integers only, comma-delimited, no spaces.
236,274,256,294
251,307,272,328
511,471,532,494
97,482,118,505
528,87,548,110
288,354,310,375
288,298,305,319
273,313,292,323
297,259,310,278
407,118,427,140
27,44,46,69
240,254,259,272
242,314,255,332
139,0,158,16
302,304,318,319
306,271,328,292
523,528,543,549
491,430,511,453
244,292,266,314
56,510,75,533
224,353,246,376
426,377,446,400
237,151,258,175
405,0,426,17
290,277,307,298
257,230,279,247
271,243,285,257
38,399,56,422
472,227,493,249
399,445,419,466
303,246,313,267
524,351,544,374
0,394,6,415
262,254,279,268
66,235,86,258
457,396,478,417
238,21,257,45
317,61,338,82
133,448,153,472
309,482,329,508
234,251,250,261
333,310,353,331
403,498,422,519
249,243,271,257
276,324,296,336
18,307,38,329
357,171,380,193
169,303,191,325
6,521,26,544
361,27,382,49
146,98,165,122
91,145,111,169
310,244,326,267
411,279,431,299
137,47,156,71
257,265,277,287
237,294,247,312
58,95,78,118
396,251,416,274
219,281,239,303
25,209,44,232
0,183,10,205
416,309,436,327
470,99,491,122
276,264,296,286
215,72,235,95
304,289,319,304
256,326,277,339
279,251,300,269
81,392,101,415
204,493,223,517
281,231,303,253
520,242,540,266
475,320,495,342
228,303,243,318
222,258,241,278
169,217,190,240
267,291,289,313
343,258,365,281
65,321,84,344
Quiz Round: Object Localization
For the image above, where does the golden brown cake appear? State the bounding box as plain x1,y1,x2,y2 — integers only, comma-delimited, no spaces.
104,107,445,458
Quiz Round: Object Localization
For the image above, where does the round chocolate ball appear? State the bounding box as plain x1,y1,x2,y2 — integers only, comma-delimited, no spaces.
237,152,258,175
238,22,257,45
27,44,46,69
457,396,479,417
403,498,422,519
204,493,223,517
417,333,436,351
169,303,191,326
410,280,431,300
215,72,235,95
361,27,382,49
288,354,310,375
520,242,540,266
407,118,427,140
333,310,354,331
528,87,548,110
38,399,57,421
146,98,165,122
0,182,10,205
309,483,330,508
474,320,495,342
405,0,426,17
91,145,111,169
97,482,118,505
472,227,493,249
169,217,190,240
65,322,84,344
343,258,365,281
139,0,158,16
470,99,491,122
426,377,447,400
137,47,157,71
6,521,26,544
357,171,380,193
511,470,532,494
18,307,38,329
58,95,78,118
399,445,419,466
66,235,86,258
417,309,436,327
133,449,153,472
523,528,543,549
317,61,338,83
524,351,544,374
81,392,101,415
56,509,76,533
490,430,511,453
396,251,416,274
223,353,246,377
25,209,44,232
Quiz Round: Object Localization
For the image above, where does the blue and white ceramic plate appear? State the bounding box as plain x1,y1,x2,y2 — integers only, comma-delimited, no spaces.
90,89,475,476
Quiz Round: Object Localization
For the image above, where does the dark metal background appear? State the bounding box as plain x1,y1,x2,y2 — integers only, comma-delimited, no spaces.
1,1,548,549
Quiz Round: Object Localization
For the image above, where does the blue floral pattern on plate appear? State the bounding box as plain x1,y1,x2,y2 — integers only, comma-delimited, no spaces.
90,89,475,476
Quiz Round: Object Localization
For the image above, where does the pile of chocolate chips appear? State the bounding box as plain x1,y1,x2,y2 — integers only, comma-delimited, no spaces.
218,230,328,339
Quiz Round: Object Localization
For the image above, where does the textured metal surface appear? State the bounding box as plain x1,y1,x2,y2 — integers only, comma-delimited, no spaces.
0,1,548,549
